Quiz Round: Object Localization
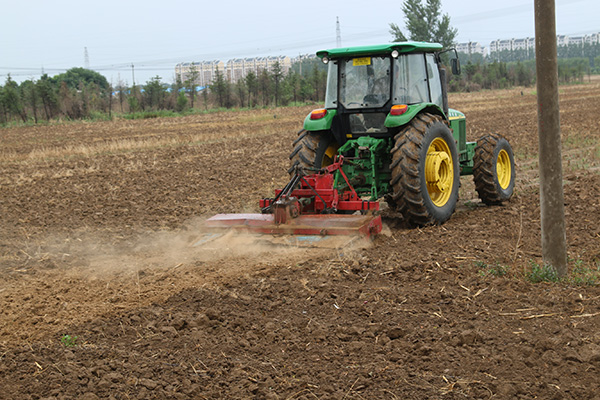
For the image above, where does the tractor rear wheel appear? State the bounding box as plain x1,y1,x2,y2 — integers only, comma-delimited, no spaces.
288,131,338,174
389,113,460,226
473,133,515,205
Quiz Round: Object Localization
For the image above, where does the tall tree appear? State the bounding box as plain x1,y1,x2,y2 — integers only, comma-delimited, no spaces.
235,79,247,108
245,71,258,108
37,74,59,119
2,75,27,122
0,85,6,124
211,67,229,108
78,81,89,117
115,79,126,113
287,72,300,104
176,90,188,112
258,69,271,106
22,80,39,123
107,83,113,118
185,64,199,108
389,0,457,48
128,84,141,113
201,87,208,111
271,61,283,107
59,81,80,119
143,76,166,110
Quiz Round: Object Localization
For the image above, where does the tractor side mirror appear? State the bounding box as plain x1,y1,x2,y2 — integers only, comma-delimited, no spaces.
451,58,461,75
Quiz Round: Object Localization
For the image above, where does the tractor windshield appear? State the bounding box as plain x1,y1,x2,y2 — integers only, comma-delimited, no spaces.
338,56,391,109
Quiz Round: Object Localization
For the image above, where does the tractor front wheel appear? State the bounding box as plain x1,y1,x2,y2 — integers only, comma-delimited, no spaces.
389,113,460,226
473,133,515,205
288,131,338,174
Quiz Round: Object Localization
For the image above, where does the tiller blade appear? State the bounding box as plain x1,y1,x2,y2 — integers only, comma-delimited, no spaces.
202,156,382,247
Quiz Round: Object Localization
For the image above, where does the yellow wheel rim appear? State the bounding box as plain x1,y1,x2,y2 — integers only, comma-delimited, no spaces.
323,144,339,167
425,137,454,207
496,149,512,190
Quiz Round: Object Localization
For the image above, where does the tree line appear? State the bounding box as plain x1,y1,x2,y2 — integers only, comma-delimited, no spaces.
197,60,327,110
450,47,599,92
0,60,328,126
1,44,599,125
486,42,600,67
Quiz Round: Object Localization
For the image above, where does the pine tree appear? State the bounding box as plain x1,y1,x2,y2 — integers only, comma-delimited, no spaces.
212,67,229,108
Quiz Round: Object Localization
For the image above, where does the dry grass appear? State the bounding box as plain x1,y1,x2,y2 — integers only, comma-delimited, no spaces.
0,108,306,164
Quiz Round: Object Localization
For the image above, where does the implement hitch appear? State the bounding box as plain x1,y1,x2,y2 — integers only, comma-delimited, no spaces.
204,156,382,241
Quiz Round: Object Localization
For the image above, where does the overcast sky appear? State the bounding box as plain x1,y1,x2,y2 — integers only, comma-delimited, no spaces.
1,0,598,85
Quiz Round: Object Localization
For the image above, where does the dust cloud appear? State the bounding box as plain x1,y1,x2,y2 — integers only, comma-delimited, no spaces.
27,217,372,279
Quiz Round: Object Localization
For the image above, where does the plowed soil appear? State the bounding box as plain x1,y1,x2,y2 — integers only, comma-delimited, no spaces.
1,80,600,399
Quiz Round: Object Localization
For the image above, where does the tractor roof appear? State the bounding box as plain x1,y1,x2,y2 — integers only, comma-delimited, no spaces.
316,42,443,59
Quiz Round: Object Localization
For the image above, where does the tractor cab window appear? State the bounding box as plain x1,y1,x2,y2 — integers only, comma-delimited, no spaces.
324,62,338,109
394,54,430,105
339,56,391,109
426,53,443,108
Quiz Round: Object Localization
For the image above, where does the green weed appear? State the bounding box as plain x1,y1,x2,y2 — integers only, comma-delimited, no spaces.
525,261,560,283
60,334,78,347
569,257,600,286
476,261,510,277
524,257,600,286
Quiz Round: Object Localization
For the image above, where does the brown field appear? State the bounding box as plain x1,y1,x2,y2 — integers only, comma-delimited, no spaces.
1,81,600,399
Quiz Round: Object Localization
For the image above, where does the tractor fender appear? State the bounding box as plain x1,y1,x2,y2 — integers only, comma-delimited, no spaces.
303,109,337,132
385,103,446,128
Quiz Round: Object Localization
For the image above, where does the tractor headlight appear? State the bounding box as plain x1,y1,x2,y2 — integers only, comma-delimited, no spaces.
322,56,329,64
391,50,399,59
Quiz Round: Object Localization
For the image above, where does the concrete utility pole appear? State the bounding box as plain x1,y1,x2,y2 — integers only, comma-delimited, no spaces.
534,0,567,277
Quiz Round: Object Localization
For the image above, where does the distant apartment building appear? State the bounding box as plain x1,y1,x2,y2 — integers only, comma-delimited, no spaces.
225,56,292,83
175,60,225,87
512,38,528,51
570,36,586,46
456,42,486,56
176,56,292,87
490,33,599,55
490,39,514,52
559,33,599,46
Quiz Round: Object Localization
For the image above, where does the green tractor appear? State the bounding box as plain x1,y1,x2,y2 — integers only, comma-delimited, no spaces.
289,42,515,226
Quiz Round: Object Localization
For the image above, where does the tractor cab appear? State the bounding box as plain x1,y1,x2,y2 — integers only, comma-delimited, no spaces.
313,42,458,144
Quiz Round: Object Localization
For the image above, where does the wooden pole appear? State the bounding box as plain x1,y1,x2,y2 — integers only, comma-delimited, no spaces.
534,0,567,277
